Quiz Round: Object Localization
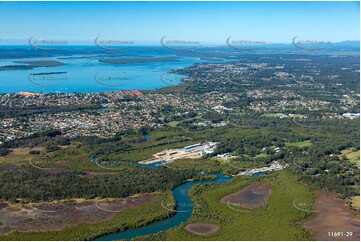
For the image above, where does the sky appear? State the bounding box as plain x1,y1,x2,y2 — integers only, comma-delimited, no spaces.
0,1,359,44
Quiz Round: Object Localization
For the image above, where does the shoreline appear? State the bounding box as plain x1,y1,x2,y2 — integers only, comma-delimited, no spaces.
0,82,188,96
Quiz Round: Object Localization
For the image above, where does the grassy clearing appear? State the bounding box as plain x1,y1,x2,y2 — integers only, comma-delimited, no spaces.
350,196,360,210
166,116,202,127
285,140,312,148
261,113,286,118
168,121,180,127
339,148,360,168
0,147,44,167
254,153,269,158
48,145,90,163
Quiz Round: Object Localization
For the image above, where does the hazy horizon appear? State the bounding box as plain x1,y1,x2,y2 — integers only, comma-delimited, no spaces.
0,1,359,45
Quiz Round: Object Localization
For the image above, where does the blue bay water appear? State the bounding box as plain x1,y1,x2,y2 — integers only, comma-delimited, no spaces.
0,55,206,93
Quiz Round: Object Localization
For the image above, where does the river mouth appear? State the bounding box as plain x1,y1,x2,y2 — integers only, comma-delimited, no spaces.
184,223,220,236
303,191,360,241
220,183,272,209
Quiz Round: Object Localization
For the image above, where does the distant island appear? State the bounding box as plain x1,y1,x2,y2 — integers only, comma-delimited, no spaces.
99,57,178,64
14,60,64,67
31,71,67,76
0,60,64,71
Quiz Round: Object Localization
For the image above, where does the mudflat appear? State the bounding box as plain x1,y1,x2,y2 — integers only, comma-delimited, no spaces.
184,223,220,236
0,193,158,235
303,191,360,241
220,183,272,209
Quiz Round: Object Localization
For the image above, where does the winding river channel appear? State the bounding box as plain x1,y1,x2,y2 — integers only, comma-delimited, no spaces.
94,168,231,241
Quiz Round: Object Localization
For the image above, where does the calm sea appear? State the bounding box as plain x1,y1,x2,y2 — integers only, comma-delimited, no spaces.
0,45,233,94
0,54,207,93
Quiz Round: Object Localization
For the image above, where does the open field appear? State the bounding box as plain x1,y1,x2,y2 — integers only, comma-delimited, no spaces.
0,144,99,172
285,140,312,148
167,116,203,127
0,147,44,167
254,153,269,158
339,148,360,168
168,121,181,127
